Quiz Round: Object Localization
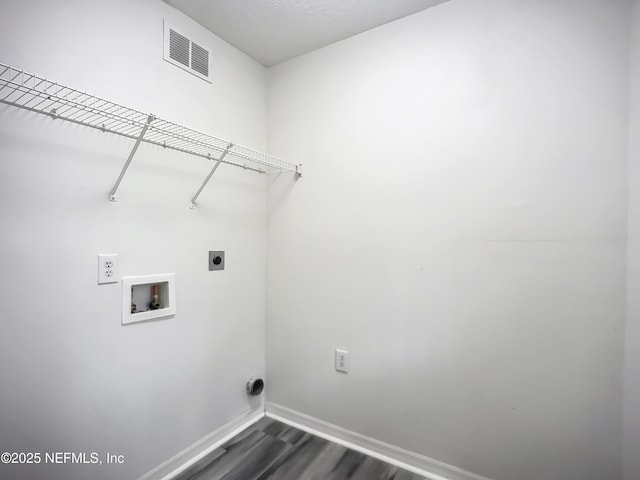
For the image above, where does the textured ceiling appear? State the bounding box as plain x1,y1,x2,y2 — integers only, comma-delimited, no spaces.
163,0,450,67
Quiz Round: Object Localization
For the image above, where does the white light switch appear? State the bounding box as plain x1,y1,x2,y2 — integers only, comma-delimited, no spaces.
335,349,349,373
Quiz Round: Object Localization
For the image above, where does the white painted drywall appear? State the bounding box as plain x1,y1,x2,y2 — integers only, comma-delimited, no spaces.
0,1,268,479
266,1,629,479
625,1,640,479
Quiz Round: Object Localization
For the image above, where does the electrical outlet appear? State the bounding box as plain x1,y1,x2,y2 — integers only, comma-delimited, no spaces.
208,251,225,271
335,349,350,373
98,254,119,285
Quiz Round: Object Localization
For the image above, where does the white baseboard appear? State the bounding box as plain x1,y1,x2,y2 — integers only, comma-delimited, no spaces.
265,402,492,480
137,408,264,480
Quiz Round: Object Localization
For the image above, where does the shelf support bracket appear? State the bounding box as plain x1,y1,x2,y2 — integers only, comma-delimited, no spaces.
189,143,233,209
109,114,155,202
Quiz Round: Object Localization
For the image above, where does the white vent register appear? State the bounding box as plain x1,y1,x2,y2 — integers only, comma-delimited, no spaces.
164,21,212,83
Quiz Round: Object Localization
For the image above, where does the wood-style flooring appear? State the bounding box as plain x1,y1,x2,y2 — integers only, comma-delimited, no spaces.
173,417,427,480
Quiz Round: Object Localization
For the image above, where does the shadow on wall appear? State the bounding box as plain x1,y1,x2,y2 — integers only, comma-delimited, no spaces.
267,171,300,213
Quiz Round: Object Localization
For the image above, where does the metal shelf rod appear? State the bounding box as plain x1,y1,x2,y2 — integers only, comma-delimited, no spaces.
109,114,155,202
190,143,233,209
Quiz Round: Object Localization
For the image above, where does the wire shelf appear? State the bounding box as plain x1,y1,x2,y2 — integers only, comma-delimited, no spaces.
0,62,300,205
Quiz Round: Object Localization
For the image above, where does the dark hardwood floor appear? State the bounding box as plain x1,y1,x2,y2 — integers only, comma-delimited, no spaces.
174,417,427,480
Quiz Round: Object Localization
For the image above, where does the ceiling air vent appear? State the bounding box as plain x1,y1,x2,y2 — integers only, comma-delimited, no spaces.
163,21,212,83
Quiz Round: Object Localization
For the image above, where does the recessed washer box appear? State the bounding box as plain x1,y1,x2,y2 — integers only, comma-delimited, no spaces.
122,273,176,325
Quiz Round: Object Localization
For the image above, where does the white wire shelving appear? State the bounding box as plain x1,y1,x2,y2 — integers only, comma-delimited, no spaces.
0,62,301,207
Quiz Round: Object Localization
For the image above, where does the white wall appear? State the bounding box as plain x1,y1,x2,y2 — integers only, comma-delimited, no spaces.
0,1,268,479
266,1,629,479
625,1,640,479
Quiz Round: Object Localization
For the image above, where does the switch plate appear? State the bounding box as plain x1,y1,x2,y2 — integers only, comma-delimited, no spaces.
208,251,225,271
335,349,349,373
98,254,119,285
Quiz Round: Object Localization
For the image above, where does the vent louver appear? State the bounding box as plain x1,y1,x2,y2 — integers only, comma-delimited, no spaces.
190,42,209,77
169,29,190,68
164,21,212,83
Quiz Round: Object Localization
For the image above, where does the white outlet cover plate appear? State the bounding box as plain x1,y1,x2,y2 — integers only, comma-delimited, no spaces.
335,349,350,373
98,254,119,285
